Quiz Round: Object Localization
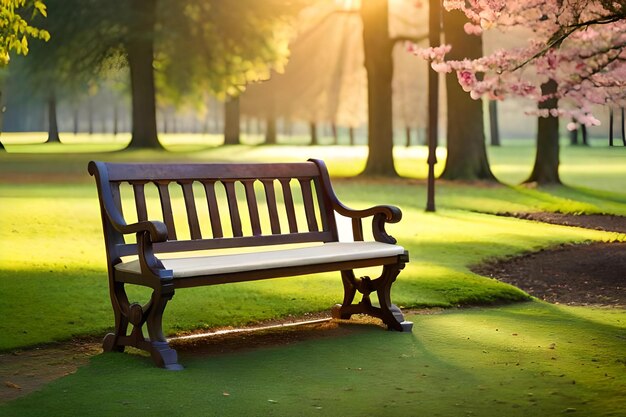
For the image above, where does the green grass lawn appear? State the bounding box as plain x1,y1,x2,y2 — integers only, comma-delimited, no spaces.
1,134,625,415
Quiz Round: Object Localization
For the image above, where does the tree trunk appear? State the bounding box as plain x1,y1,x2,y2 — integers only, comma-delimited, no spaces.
581,123,588,146
360,0,397,176
46,93,61,143
331,123,338,145
569,118,579,145
489,100,501,146
73,107,79,135
113,103,119,136
609,108,614,146
622,108,626,146
224,96,240,145
349,126,355,145
126,0,162,149
265,116,277,144
87,97,94,135
441,9,495,181
525,79,561,185
310,121,318,145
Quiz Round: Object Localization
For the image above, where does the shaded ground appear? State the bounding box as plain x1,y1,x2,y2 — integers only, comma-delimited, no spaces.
2,213,625,404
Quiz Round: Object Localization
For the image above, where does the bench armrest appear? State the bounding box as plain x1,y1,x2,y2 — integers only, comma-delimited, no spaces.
89,161,172,280
89,161,169,243
335,202,402,244
309,159,402,244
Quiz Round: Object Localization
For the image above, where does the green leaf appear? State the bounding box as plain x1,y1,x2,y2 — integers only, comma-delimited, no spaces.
34,1,48,17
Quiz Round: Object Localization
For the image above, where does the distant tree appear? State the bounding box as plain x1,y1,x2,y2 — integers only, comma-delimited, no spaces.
489,101,500,147
151,0,305,149
9,0,304,149
223,96,240,145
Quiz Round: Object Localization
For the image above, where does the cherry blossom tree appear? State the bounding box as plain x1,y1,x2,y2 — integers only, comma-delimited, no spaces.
412,0,626,183
416,1,626,124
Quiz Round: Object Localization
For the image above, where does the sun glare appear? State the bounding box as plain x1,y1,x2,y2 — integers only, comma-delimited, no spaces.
335,0,361,11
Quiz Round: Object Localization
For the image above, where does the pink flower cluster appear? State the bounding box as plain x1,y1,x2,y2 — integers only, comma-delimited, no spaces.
410,0,626,127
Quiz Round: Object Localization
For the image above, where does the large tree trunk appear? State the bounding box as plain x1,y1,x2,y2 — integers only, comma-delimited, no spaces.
126,0,162,149
224,96,240,145
441,9,495,181
46,93,61,143
525,79,561,185
360,0,397,176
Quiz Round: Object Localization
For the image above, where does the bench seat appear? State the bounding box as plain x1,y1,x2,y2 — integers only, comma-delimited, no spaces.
115,241,406,278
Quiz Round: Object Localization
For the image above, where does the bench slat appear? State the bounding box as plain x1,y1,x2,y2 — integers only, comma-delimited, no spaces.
279,179,298,233
202,181,223,238
132,182,148,222
223,181,243,237
243,180,262,236
352,218,364,241
157,182,177,241
115,231,334,256
262,179,281,235
299,178,319,232
110,182,124,218
180,182,202,240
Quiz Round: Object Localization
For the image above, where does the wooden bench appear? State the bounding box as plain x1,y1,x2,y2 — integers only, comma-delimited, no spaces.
88,159,412,370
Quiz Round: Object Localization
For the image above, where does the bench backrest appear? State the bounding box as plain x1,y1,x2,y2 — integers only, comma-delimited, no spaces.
89,160,340,263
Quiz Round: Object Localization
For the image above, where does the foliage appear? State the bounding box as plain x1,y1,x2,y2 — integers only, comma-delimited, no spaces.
411,1,626,127
155,0,304,106
0,0,49,66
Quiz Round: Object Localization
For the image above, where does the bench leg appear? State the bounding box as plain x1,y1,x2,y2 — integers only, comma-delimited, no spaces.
332,260,413,332
103,281,183,370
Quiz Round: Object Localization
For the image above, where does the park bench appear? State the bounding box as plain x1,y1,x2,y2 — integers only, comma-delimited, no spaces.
88,159,412,370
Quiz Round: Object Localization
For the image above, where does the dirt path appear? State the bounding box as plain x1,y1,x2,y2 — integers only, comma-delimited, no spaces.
474,213,626,307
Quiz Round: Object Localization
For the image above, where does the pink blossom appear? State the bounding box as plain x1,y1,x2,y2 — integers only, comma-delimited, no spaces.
457,70,477,91
464,22,483,35
431,62,452,73
414,0,626,126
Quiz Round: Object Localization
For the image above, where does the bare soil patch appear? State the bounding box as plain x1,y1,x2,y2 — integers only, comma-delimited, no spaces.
475,213,626,307
474,241,626,307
